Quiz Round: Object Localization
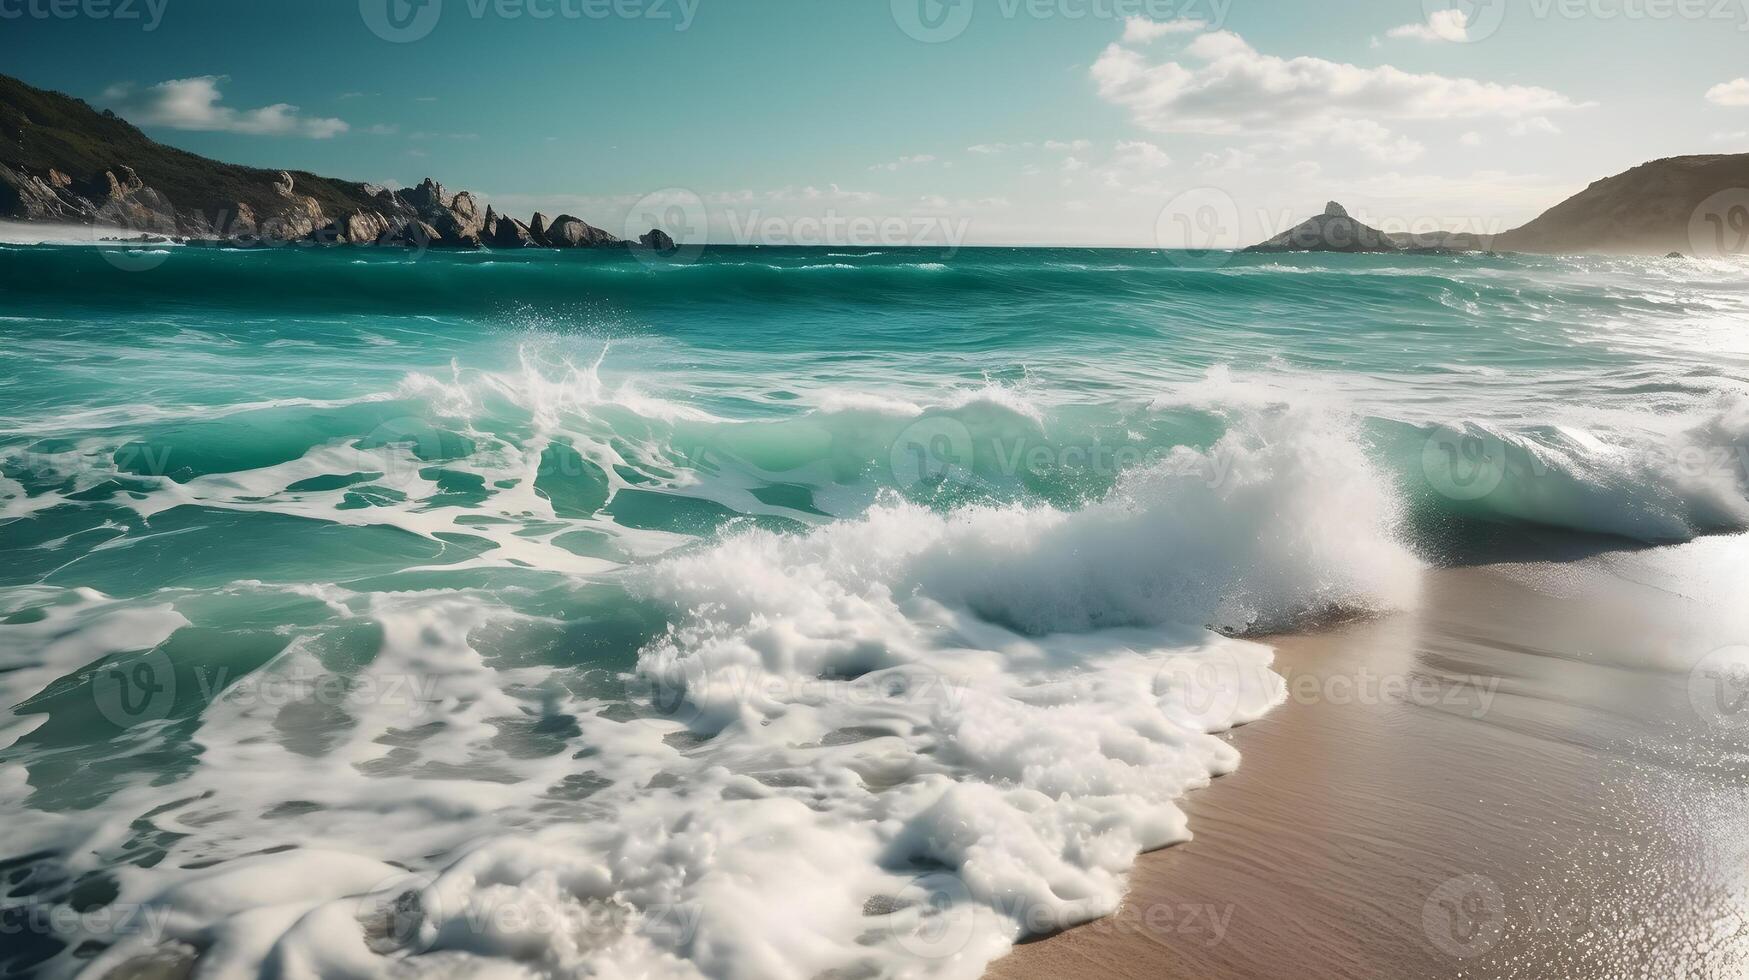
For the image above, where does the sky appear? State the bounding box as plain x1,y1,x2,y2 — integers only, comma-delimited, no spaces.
2,0,1747,246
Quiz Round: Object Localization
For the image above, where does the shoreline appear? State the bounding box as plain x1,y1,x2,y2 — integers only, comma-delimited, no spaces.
987,537,1749,979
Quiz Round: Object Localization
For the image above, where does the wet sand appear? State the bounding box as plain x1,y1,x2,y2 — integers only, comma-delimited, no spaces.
987,535,1749,980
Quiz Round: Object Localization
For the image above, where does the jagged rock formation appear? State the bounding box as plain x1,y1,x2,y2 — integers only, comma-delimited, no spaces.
0,160,91,222
487,213,534,248
545,214,621,247
331,209,392,245
0,72,677,253
261,170,328,240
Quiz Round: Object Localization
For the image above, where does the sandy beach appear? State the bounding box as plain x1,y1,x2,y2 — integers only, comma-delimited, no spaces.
988,535,1749,980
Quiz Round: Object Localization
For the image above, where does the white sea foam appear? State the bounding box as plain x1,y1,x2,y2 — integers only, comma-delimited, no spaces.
51,406,1418,980
11,347,1747,980
811,391,928,417
810,381,1046,428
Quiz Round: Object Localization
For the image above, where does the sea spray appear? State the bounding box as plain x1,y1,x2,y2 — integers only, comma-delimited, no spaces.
2,244,1747,979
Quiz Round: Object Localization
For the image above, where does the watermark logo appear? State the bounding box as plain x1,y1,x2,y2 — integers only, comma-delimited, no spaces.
0,0,168,30
623,660,706,730
1275,664,1501,718
719,209,973,251
624,660,967,731
354,414,463,482
892,0,975,42
1689,645,1749,733
89,197,179,274
1155,187,1240,270
1522,0,1749,30
892,0,1232,41
623,188,708,267
1422,0,1508,42
358,874,439,953
0,901,177,948
890,417,975,491
1154,649,1257,729
360,0,443,42
885,872,981,959
92,648,177,729
1689,188,1749,258
1422,874,1506,959
1421,424,1508,501
362,0,698,40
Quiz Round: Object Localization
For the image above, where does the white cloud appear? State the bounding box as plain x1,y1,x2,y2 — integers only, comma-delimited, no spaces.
1197,147,1258,172
1706,78,1749,107
1090,30,1583,135
968,143,1012,154
1327,118,1425,162
869,153,938,172
1387,9,1470,42
1459,130,1484,146
798,183,881,203
1061,156,1087,173
1120,16,1207,44
1714,130,1749,144
1509,116,1561,136
102,76,348,139
1087,140,1175,192
1044,139,1092,152
919,194,1011,210
1112,139,1172,169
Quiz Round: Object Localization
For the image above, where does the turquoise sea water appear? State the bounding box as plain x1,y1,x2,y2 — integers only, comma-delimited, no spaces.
2,243,1747,979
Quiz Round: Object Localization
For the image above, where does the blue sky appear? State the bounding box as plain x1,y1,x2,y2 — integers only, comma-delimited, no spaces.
3,0,1747,245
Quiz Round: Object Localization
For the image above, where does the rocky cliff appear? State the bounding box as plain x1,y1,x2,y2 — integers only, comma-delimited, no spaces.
0,73,672,251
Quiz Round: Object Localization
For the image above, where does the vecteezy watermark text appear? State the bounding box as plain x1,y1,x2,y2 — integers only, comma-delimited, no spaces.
883,870,1236,959
0,0,167,30
1524,0,1749,29
720,210,972,251
361,0,697,43
94,656,446,730
0,902,175,945
892,0,1231,42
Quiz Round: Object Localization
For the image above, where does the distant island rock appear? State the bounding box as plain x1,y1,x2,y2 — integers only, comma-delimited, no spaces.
1243,201,1491,255
0,72,675,252
1243,201,1401,253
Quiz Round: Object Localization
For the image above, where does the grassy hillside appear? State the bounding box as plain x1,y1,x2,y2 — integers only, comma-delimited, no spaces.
1497,154,1749,255
0,73,385,225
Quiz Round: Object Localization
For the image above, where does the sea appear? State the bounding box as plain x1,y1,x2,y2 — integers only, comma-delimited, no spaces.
1,240,1746,979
